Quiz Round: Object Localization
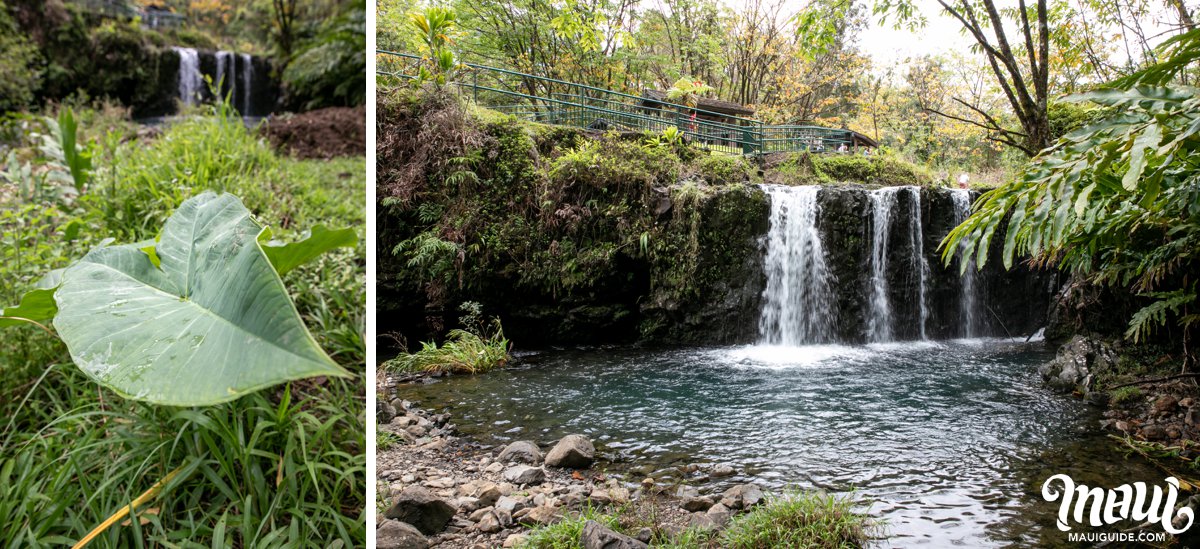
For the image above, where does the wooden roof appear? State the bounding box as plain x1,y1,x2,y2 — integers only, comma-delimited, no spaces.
641,90,756,117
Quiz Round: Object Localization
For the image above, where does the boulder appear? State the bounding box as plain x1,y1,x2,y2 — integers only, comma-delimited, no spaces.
580,519,649,549
545,434,596,469
1038,335,1118,394
498,441,543,465
706,502,732,526
474,482,503,507
681,496,714,512
376,519,429,549
385,486,456,535
477,511,503,533
377,401,397,424
521,505,560,525
710,464,736,477
503,465,546,485
720,484,764,510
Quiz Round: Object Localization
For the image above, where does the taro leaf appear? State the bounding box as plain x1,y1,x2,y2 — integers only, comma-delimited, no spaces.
53,192,351,406
0,269,67,328
259,225,357,276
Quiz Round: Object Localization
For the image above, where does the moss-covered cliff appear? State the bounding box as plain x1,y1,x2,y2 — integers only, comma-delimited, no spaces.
377,87,1056,349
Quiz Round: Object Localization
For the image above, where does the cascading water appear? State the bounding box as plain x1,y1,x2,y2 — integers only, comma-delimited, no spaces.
951,189,983,337
907,187,930,340
215,51,233,101
240,53,254,115
758,186,836,346
173,47,202,106
866,187,899,342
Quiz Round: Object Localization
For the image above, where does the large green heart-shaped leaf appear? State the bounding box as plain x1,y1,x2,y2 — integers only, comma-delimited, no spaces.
53,192,351,406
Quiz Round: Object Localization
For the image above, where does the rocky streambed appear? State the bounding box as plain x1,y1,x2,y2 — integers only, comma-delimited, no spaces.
377,392,775,549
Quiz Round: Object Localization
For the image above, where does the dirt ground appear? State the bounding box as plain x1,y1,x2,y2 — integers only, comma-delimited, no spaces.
262,106,365,159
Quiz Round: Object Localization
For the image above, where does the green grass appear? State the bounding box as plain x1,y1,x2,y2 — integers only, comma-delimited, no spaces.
520,505,622,549
0,103,365,547
1109,386,1144,406
721,490,875,549
383,321,510,375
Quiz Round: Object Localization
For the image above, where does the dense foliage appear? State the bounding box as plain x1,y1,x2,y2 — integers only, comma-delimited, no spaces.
945,30,1200,364
380,0,1194,177
281,0,366,110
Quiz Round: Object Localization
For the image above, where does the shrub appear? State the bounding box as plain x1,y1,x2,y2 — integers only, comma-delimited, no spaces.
1110,386,1143,406
0,0,40,113
281,0,366,110
384,316,510,374
696,154,754,184
721,490,875,549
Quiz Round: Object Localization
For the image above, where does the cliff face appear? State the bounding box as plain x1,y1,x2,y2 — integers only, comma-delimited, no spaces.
377,90,1058,348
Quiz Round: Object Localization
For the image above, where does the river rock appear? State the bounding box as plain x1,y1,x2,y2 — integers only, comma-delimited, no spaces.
706,502,732,526
504,465,546,485
710,464,736,477
545,434,595,468
720,483,764,509
385,486,456,535
1038,335,1118,394
1153,395,1179,415
378,401,397,424
1141,425,1168,441
687,512,720,532
521,505,559,525
503,534,529,548
477,511,503,533
580,519,648,549
681,496,714,512
498,441,544,465
377,519,429,549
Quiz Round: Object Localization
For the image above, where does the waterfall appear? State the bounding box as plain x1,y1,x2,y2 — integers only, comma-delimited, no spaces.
215,51,233,102
173,47,202,106
758,185,837,346
866,188,898,342
907,187,930,340
951,190,983,337
240,53,254,115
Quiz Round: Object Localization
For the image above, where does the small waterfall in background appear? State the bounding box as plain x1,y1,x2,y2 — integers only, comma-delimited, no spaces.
173,47,202,106
866,187,900,342
906,187,930,340
951,190,983,337
240,53,254,115
758,186,837,346
215,51,232,102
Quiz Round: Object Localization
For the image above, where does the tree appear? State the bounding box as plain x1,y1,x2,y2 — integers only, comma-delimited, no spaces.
271,0,298,58
944,30,1200,368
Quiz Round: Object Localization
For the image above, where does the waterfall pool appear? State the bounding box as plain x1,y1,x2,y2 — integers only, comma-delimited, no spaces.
399,339,1162,547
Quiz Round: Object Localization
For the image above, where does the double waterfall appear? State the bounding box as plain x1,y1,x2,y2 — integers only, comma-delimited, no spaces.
759,185,984,345
172,47,258,115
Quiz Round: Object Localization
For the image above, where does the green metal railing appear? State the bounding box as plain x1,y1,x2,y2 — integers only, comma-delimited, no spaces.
377,50,856,156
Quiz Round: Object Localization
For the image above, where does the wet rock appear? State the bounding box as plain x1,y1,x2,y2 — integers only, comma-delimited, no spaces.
581,519,649,549
1038,336,1118,394
377,519,429,549
503,465,546,485
545,434,596,469
498,441,544,465
385,486,456,535
720,484,764,510
710,464,736,477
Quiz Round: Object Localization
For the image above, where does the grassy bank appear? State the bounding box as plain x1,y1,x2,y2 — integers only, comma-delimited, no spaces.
521,490,875,549
0,105,365,546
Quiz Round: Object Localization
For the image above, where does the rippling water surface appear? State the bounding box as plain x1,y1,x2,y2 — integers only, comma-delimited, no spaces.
400,339,1163,547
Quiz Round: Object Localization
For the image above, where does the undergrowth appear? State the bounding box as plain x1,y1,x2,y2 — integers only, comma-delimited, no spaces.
0,100,365,546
